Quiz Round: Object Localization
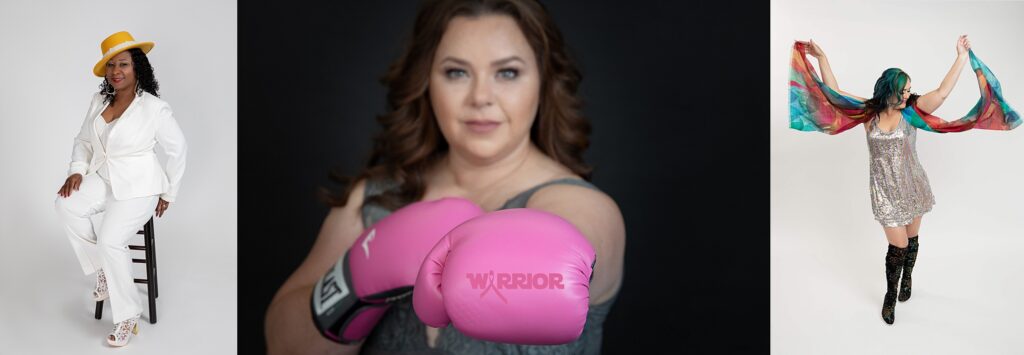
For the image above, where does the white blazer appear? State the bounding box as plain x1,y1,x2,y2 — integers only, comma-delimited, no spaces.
68,91,187,202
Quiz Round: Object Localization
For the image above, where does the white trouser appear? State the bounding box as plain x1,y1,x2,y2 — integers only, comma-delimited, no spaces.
55,173,158,323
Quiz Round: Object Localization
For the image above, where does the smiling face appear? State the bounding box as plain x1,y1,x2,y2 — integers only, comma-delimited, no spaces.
893,79,911,109
105,51,137,92
428,14,541,164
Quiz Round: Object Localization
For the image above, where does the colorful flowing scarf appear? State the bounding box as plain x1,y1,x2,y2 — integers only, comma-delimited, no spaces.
789,42,1020,134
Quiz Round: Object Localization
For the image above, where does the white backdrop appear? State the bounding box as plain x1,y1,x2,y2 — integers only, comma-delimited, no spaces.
0,0,237,353
772,1,1024,354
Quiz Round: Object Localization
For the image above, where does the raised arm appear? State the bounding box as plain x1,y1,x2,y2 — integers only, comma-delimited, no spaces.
916,35,972,114
798,39,868,102
265,180,367,355
410,184,625,345
527,184,625,306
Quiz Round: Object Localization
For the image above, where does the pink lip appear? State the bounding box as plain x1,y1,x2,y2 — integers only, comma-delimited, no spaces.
464,120,501,134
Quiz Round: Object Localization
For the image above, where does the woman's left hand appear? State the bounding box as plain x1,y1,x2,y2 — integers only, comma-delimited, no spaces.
956,34,971,56
155,198,170,218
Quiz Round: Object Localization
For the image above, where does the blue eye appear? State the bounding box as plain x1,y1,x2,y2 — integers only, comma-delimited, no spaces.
445,68,467,79
497,68,518,79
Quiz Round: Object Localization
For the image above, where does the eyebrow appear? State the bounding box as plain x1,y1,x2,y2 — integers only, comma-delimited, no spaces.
439,56,525,67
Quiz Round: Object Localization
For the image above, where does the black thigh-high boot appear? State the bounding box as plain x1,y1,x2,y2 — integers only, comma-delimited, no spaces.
882,244,907,324
898,236,919,302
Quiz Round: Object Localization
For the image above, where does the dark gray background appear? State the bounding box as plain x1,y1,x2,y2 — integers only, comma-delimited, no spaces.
239,0,768,352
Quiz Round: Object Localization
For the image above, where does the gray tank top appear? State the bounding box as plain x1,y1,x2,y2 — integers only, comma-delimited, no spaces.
359,177,618,355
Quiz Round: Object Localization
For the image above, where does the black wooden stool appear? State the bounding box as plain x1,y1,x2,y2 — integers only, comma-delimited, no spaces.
94,217,159,324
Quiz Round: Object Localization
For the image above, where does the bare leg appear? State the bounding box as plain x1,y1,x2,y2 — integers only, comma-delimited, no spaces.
906,216,923,237
883,225,909,248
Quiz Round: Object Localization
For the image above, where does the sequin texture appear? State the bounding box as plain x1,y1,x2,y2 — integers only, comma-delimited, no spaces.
867,116,935,227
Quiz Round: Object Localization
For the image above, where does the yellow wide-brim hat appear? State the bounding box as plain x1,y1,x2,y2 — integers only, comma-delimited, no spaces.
93,31,154,77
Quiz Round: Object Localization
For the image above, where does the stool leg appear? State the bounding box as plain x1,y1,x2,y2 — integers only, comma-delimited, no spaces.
148,220,158,299
95,300,103,319
145,220,157,324
147,280,157,324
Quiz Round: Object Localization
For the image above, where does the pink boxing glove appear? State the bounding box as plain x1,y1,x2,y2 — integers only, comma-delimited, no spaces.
412,208,596,345
311,197,484,343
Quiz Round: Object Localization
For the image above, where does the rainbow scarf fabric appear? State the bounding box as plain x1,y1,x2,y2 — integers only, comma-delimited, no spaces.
789,42,1020,134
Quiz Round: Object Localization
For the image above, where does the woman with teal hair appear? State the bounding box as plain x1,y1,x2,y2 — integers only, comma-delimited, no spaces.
789,35,1020,325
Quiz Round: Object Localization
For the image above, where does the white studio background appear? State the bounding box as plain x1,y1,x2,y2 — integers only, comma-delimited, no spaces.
0,1,237,354
771,1,1024,354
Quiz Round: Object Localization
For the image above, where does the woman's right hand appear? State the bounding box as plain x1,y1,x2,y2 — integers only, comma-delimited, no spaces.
58,174,83,198
797,39,826,59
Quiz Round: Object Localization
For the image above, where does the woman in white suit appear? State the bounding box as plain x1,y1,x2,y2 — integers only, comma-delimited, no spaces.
54,31,187,347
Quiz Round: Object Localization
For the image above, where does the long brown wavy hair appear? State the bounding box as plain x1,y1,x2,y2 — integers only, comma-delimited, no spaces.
324,0,591,210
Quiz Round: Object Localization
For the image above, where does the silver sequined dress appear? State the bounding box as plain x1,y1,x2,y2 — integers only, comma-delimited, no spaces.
866,115,935,227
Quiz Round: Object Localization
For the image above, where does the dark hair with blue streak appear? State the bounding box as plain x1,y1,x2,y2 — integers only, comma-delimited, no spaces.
865,68,919,115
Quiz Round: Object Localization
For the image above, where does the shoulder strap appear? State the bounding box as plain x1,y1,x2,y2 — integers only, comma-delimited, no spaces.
500,178,598,210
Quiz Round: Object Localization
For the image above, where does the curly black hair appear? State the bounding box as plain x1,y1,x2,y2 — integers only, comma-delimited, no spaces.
99,47,160,104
